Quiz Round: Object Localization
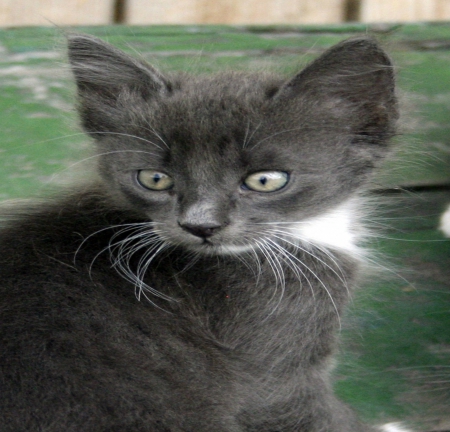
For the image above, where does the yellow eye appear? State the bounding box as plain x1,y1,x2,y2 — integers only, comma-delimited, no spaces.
243,171,289,192
137,170,174,191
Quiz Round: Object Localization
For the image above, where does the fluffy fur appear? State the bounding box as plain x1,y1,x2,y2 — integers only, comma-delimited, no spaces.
0,35,400,431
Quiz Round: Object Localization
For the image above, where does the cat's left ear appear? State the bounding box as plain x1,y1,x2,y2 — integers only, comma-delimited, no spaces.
67,34,170,135
272,37,398,144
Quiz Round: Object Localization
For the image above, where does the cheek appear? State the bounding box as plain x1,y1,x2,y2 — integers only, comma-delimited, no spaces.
115,183,176,221
145,201,178,225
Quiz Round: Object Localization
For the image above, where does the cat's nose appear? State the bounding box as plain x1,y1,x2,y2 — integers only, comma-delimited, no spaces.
179,222,221,238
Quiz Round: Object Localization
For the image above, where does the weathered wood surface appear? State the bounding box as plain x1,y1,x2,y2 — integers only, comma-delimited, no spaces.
0,24,449,431
0,24,449,199
125,0,347,25
0,0,115,26
2,0,450,26
360,0,450,22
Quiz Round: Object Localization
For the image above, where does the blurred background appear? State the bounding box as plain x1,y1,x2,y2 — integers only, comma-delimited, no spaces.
0,1,449,431
1,0,450,26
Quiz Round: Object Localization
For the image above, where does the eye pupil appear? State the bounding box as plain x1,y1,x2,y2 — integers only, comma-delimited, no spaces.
137,170,173,191
243,171,289,193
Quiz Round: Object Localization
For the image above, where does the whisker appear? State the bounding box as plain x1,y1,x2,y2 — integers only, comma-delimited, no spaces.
248,243,263,287
111,230,175,302
242,119,251,150
75,221,177,306
242,120,262,149
254,238,286,315
253,221,309,225
88,131,166,150
136,242,172,301
249,127,305,150
265,228,350,296
47,149,160,186
74,222,153,265
264,237,316,300
260,229,342,327
221,236,262,280
142,123,170,150
0,132,91,153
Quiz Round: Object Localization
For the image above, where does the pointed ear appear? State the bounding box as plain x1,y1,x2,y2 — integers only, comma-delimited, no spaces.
273,37,398,144
67,34,170,135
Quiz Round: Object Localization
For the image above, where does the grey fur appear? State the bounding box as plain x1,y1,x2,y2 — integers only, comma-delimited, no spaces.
0,35,397,431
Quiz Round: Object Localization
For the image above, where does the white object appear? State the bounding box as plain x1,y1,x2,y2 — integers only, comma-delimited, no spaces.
439,203,450,237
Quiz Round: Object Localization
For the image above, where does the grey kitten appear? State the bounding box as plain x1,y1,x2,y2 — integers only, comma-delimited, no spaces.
0,35,401,431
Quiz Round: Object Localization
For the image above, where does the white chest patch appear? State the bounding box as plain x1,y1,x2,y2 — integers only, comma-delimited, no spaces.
288,199,364,258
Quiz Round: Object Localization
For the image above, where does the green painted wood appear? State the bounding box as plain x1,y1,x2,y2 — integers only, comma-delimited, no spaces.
1,24,450,199
0,24,449,430
336,190,450,429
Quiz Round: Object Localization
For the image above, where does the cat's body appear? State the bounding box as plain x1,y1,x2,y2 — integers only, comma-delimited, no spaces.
0,35,398,431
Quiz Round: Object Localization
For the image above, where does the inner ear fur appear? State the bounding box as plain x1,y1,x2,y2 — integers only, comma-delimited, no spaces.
67,34,170,135
273,37,398,141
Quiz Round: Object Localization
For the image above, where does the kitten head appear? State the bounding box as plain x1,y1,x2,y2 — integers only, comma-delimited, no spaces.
68,35,397,256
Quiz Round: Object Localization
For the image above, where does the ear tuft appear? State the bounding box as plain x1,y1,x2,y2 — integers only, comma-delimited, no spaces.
273,37,398,147
67,34,170,135
67,34,168,95
281,37,395,100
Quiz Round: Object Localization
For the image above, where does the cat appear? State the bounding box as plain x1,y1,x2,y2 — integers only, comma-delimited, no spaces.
0,34,405,431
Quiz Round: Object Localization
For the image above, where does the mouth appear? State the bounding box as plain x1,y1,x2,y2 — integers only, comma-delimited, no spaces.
187,239,254,256
166,229,256,255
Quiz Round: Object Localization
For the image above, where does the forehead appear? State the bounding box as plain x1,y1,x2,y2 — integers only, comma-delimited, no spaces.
150,83,258,157
126,73,311,170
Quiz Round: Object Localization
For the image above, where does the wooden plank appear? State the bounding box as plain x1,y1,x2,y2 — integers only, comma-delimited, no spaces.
361,0,450,22
0,0,115,27
0,24,449,194
125,0,347,25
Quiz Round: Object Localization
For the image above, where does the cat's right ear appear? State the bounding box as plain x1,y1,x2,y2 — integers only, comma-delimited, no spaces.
67,34,170,135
